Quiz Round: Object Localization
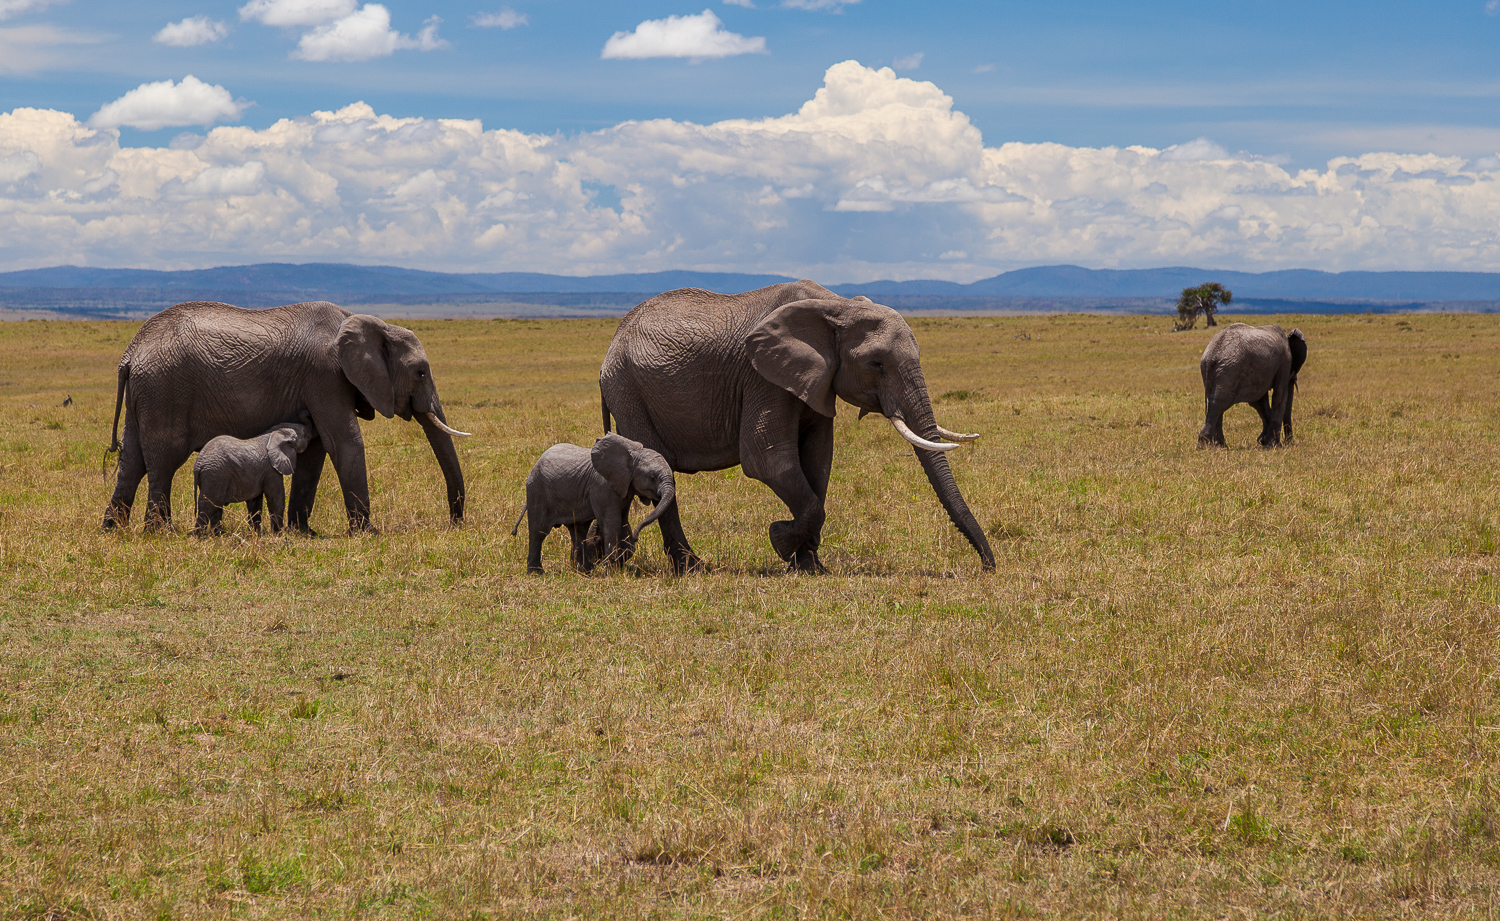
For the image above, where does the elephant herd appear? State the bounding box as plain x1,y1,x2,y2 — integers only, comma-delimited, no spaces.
100,281,1306,574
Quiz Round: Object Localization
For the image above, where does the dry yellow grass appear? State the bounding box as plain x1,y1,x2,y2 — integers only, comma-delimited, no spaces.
1,312,1497,918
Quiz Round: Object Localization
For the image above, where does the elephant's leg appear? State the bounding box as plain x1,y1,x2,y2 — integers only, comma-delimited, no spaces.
595,504,625,570
615,509,636,565
1251,394,1278,447
265,478,286,533
207,503,225,537
247,495,264,533
526,528,547,574
785,417,835,572
288,437,325,535
324,421,375,533
1198,397,1229,448
143,465,178,532
194,492,215,536
743,407,828,574
568,522,594,571
1279,384,1296,444
104,414,146,529
651,503,702,575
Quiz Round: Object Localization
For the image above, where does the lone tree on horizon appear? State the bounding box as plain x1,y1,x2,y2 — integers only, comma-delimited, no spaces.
1174,282,1233,331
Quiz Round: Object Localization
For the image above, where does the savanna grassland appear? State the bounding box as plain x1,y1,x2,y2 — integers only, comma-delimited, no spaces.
1,311,1498,919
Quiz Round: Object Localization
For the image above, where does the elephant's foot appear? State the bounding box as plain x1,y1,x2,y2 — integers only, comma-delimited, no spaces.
670,549,706,575
347,520,381,535
787,547,826,575
770,520,825,575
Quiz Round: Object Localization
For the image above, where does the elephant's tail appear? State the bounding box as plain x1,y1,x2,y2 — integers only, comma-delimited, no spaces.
511,506,526,536
600,387,612,434
102,360,129,475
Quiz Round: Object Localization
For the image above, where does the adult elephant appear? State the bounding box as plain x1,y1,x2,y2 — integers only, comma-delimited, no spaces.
103,300,469,532
1198,322,1307,448
599,280,995,574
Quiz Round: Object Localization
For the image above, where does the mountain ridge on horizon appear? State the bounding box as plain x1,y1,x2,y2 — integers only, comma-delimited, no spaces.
5,262,1500,302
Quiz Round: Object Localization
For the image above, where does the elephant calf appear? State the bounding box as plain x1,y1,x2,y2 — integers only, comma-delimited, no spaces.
193,422,315,535
1199,323,1307,448
512,434,676,573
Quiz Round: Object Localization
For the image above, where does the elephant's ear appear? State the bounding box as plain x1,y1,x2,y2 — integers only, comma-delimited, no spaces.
590,434,634,498
746,298,844,418
1287,329,1308,380
337,314,395,418
266,432,296,476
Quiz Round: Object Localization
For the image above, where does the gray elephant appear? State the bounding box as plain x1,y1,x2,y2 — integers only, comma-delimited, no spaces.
103,300,470,533
1198,322,1307,448
512,433,677,574
599,281,994,574
193,422,315,535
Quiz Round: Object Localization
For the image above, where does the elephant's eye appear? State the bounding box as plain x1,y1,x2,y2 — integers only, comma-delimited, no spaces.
870,360,884,373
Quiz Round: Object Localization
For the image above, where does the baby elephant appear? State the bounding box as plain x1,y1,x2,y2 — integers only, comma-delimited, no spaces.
193,422,315,535
1199,323,1307,448
512,433,676,573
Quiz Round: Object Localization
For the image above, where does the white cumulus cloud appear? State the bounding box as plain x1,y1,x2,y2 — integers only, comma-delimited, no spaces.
602,10,766,60
87,75,248,131
5,62,1500,277
472,6,526,28
154,16,230,47
238,0,355,26
294,5,446,61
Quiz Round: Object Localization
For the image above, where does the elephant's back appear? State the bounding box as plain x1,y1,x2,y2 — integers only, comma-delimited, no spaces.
1201,323,1287,365
126,300,347,370
604,281,836,377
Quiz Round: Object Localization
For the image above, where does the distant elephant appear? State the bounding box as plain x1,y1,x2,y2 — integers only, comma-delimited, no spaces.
104,300,470,532
1198,322,1307,448
193,422,315,535
511,433,677,574
599,281,994,574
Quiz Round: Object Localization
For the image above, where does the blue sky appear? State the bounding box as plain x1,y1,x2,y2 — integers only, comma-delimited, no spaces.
2,0,1500,278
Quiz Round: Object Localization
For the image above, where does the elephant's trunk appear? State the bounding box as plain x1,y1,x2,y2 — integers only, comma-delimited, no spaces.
632,470,676,541
417,406,466,522
892,363,996,572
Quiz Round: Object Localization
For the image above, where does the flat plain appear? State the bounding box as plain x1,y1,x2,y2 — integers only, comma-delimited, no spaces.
1,312,1497,919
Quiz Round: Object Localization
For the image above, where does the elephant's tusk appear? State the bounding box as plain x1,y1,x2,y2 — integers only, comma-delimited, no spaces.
934,424,980,442
890,417,958,452
424,412,472,437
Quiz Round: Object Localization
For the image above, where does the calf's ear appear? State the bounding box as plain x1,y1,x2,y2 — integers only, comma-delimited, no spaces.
591,434,634,498
266,433,296,476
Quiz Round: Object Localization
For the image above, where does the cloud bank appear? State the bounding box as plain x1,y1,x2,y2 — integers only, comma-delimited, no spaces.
5,61,1500,276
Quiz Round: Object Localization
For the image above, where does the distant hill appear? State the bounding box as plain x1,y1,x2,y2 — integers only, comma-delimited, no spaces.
2,262,1499,318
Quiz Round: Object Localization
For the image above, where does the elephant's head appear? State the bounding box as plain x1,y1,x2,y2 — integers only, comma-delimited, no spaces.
746,297,996,571
591,433,677,542
336,314,470,521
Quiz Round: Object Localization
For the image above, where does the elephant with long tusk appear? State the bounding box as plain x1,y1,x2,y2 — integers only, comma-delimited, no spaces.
598,281,994,574
103,300,470,533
